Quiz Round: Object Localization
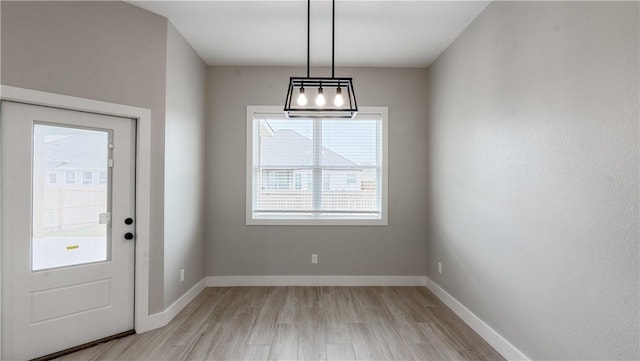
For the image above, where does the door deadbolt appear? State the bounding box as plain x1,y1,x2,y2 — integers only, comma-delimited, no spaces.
124,232,134,240
124,218,133,225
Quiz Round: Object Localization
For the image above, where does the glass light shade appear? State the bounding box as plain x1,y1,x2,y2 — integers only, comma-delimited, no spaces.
297,87,307,106
315,87,326,106
334,88,344,106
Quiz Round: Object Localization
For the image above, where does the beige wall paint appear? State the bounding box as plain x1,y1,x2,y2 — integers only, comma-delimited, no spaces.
206,66,429,277
1,1,168,313
164,23,207,307
425,1,639,359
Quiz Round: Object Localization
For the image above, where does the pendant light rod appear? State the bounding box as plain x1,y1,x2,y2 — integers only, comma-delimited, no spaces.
305,0,336,79
332,0,335,78
306,0,310,78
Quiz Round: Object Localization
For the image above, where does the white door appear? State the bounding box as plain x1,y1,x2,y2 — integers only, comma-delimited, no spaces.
1,101,136,360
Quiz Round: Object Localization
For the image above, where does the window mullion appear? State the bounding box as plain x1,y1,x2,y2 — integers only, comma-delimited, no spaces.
312,118,322,213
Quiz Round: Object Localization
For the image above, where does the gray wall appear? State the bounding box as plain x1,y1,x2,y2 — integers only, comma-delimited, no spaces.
164,23,207,307
424,2,639,359
1,1,168,313
206,67,429,276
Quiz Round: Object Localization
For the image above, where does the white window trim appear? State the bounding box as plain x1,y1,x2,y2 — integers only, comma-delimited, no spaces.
246,105,388,226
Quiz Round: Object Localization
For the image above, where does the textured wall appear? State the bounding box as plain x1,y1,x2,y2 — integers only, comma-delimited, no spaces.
164,23,207,308
1,0,168,313
425,1,639,359
206,66,429,277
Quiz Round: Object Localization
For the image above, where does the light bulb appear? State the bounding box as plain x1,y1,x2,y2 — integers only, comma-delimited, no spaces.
315,87,325,106
334,87,344,106
297,87,307,106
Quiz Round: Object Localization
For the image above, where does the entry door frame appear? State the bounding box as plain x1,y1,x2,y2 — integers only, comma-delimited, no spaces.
0,85,154,352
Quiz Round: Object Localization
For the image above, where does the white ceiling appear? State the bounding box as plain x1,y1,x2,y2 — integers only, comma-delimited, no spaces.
130,1,490,68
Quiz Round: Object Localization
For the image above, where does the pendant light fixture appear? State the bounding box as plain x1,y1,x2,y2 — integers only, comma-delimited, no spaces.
284,0,358,119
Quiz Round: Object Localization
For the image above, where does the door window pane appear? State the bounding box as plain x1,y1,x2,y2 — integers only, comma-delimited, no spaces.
32,124,110,271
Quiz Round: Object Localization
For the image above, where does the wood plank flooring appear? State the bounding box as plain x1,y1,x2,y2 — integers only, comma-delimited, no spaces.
55,287,504,361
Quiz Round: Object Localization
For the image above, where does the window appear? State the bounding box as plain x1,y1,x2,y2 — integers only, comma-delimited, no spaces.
65,171,76,184
346,174,357,185
262,170,292,190
82,171,93,185
247,106,388,225
48,173,58,184
99,171,108,184
294,174,303,190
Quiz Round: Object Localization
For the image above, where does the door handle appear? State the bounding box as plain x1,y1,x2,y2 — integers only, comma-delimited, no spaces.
124,232,134,240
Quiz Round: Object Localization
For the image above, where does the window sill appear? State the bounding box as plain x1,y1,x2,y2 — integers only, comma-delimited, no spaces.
246,216,388,226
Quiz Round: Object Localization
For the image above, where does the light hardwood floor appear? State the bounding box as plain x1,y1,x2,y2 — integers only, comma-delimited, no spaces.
55,287,504,361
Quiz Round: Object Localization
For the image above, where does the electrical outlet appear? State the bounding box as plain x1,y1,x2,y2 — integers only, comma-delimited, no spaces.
311,254,318,264
438,262,442,274
180,268,184,282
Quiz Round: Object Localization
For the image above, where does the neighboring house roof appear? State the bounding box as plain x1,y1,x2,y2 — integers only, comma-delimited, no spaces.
259,119,275,137
40,131,108,170
260,129,359,168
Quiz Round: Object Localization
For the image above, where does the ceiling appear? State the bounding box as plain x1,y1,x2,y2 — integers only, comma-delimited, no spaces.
130,1,490,68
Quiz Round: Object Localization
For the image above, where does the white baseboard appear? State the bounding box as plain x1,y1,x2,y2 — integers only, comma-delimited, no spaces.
136,278,206,333
206,275,428,287
424,277,530,361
